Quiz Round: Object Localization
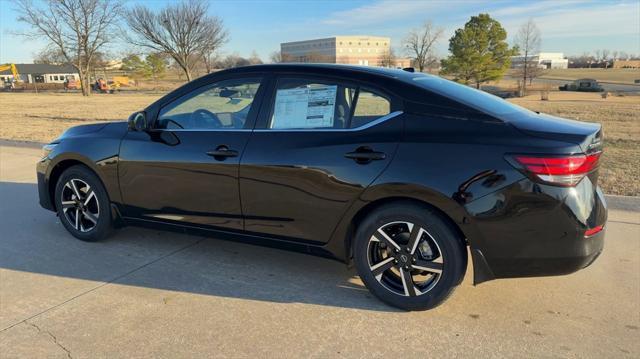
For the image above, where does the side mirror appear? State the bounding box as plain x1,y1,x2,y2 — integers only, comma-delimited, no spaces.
219,88,239,98
128,111,147,131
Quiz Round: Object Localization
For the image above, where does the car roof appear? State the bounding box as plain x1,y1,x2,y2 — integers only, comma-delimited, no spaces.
216,63,421,83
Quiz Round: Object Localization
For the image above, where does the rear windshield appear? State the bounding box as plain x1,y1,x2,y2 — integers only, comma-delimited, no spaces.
412,74,533,117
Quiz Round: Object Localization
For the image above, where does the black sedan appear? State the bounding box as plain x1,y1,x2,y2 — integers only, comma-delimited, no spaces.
37,64,607,310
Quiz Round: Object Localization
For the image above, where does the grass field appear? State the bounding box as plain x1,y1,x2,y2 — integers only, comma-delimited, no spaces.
536,68,640,84
0,91,638,195
0,92,158,143
510,92,639,196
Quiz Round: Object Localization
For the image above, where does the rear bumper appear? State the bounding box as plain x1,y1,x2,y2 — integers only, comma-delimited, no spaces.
485,228,604,278
465,177,607,280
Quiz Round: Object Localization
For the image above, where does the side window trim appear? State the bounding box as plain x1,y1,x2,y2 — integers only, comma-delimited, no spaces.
253,110,403,132
151,75,267,132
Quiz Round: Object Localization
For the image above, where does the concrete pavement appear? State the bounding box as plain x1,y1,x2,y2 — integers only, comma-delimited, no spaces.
1,145,638,358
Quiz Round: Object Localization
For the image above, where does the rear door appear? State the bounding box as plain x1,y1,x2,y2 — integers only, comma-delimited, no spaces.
118,76,266,230
239,75,403,243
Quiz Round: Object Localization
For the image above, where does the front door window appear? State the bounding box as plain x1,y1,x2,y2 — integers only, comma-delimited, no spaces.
157,78,262,130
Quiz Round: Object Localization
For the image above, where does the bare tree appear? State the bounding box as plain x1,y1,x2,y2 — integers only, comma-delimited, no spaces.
17,0,123,96
593,49,602,68
592,49,611,68
33,46,67,65
269,50,294,63
601,49,610,68
269,51,282,63
379,48,397,68
403,21,443,72
248,50,263,65
216,53,251,69
201,51,219,74
124,0,228,81
513,19,541,95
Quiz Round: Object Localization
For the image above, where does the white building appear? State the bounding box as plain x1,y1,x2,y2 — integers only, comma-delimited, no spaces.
511,52,568,69
0,64,79,84
280,35,412,67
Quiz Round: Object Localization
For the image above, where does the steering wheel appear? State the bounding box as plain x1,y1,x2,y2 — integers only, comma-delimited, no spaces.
192,109,223,129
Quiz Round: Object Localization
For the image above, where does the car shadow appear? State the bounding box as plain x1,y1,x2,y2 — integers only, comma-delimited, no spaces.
0,181,398,312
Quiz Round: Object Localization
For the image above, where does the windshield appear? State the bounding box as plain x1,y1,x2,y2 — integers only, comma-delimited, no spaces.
412,74,533,117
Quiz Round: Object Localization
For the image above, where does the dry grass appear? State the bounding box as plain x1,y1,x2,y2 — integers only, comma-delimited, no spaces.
0,92,159,143
509,92,639,196
0,91,638,195
538,68,640,84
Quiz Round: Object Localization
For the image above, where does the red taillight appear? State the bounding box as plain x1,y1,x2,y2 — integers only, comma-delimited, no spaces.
511,152,601,186
584,225,604,238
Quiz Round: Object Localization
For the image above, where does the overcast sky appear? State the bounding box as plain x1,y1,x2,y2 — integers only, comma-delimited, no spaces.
1,0,639,63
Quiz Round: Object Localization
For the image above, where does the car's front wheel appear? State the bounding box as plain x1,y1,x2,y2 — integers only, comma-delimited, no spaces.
54,165,113,242
354,202,467,310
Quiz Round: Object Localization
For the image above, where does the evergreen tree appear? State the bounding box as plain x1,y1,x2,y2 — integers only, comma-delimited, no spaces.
441,14,517,88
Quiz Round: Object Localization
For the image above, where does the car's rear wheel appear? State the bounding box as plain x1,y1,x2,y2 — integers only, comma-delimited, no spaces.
353,203,466,310
54,165,112,242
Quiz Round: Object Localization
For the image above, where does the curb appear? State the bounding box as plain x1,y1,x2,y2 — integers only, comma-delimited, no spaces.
0,139,46,149
605,195,640,212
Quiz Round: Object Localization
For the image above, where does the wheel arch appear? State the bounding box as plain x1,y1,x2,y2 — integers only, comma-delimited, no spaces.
47,157,103,211
346,196,467,261
323,186,496,285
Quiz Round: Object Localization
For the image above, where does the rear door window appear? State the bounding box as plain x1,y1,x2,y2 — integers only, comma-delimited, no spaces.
350,89,391,128
267,77,392,130
269,79,356,130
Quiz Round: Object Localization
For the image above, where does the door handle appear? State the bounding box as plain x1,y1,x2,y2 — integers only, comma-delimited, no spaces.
344,147,386,163
206,146,238,159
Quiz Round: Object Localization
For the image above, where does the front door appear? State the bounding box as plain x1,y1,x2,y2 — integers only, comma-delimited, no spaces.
239,76,403,243
119,76,264,230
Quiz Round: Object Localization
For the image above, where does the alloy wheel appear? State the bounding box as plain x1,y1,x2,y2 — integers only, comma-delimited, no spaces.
367,221,444,297
60,178,100,233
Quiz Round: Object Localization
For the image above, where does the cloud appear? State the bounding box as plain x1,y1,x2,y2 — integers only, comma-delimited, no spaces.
490,0,590,17
320,0,638,46
498,1,640,39
320,0,457,27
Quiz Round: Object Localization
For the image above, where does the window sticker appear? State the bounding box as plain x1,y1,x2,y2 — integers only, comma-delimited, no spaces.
271,85,337,129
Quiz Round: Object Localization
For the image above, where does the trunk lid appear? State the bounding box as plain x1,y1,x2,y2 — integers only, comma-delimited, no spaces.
503,111,603,153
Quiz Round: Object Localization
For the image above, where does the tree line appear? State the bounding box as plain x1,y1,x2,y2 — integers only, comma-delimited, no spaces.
567,51,640,68
16,0,638,96
17,0,229,96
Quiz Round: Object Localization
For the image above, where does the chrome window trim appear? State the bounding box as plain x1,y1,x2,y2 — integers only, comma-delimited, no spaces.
152,128,254,132
254,110,403,133
151,111,403,133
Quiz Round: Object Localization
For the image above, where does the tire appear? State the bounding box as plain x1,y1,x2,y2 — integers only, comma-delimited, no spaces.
54,165,113,242
353,202,467,311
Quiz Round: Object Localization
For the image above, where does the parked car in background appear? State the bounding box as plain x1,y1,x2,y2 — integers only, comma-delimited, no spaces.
559,78,604,92
37,64,607,310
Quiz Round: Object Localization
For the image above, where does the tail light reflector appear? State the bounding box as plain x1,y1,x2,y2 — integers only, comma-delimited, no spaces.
584,225,604,238
511,152,601,186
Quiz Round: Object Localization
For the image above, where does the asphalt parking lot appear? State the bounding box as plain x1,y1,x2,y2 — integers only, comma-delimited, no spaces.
1,144,639,358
